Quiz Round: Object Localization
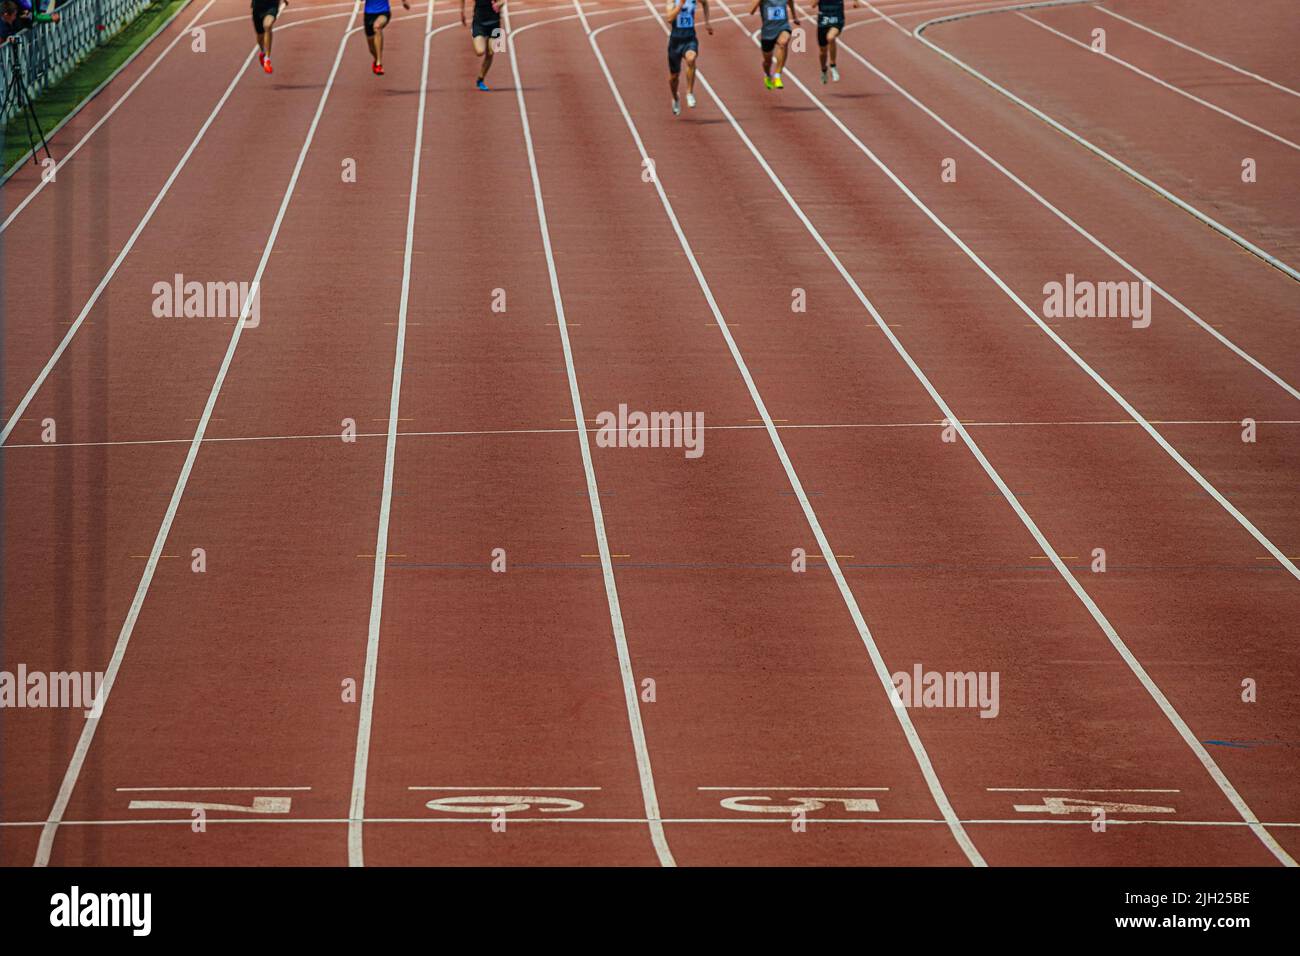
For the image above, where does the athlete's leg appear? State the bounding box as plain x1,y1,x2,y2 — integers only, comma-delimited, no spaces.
374,14,389,66
263,14,276,56
773,31,790,74
683,49,697,97
826,26,839,69
480,32,497,81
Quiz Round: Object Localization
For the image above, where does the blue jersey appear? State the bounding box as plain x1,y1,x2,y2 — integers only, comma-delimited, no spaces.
364,0,390,14
671,0,697,38
760,0,789,29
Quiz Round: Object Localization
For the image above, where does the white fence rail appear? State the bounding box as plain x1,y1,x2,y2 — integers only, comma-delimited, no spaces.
2,0,155,124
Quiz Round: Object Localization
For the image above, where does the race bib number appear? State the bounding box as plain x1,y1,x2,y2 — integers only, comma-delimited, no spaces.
676,11,694,27
766,4,785,20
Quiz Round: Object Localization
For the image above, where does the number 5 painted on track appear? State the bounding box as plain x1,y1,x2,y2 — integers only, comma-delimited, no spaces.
720,795,879,814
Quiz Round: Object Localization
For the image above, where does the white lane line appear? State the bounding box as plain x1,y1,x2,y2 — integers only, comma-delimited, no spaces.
9,815,1300,828
729,0,1300,582
32,4,364,869
409,786,604,790
508,6,676,868
115,786,312,792
796,4,1300,405
987,787,1180,793
0,5,380,448
6,419,1300,451
912,0,1300,283
1096,6,1300,100
1019,12,1300,152
860,0,916,36
843,0,1020,31
698,786,891,791
603,3,984,868
711,0,1297,868
0,0,217,200
348,3,445,870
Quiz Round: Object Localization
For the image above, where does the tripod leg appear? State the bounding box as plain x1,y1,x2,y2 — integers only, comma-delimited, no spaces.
23,86,51,165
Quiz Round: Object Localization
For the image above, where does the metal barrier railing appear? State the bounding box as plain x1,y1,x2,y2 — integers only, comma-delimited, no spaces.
2,0,155,124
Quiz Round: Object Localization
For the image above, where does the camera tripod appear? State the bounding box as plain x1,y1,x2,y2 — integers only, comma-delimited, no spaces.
2,39,52,167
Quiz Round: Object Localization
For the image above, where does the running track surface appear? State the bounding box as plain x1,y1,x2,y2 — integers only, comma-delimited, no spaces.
1,0,1297,867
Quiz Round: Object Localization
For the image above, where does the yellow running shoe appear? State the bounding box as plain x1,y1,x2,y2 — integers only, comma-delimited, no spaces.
772,73,784,89
764,75,775,90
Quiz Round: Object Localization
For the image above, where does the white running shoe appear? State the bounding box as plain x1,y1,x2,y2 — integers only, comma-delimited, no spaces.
831,65,840,82
686,92,696,109
672,98,681,116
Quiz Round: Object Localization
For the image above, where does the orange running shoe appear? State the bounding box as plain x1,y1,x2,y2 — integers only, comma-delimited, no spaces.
373,62,384,76
262,56,273,74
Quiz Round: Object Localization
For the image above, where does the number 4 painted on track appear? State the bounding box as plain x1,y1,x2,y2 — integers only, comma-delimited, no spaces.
1013,797,1175,815
127,796,292,814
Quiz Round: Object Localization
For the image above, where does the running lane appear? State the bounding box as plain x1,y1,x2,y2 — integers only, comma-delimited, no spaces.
920,0,1300,264
4,6,424,866
1,1,367,424
828,5,1300,403
1088,0,1300,91
774,2,1300,555
368,6,986,867
588,6,1295,865
354,6,679,868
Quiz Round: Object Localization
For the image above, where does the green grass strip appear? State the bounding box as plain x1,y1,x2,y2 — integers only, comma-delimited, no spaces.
3,0,189,174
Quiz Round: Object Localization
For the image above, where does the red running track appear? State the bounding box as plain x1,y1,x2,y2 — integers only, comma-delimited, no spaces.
1,0,1297,866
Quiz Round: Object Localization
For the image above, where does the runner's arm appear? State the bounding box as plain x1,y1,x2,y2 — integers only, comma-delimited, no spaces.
701,0,711,33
